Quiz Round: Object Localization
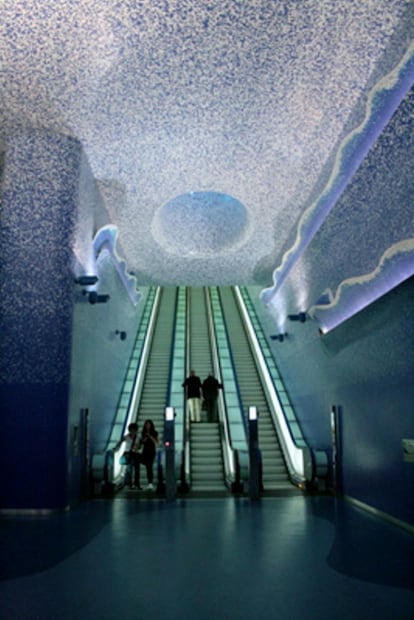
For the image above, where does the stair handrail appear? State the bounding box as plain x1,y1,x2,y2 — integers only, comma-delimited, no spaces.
235,286,328,484
205,287,236,488
208,287,249,488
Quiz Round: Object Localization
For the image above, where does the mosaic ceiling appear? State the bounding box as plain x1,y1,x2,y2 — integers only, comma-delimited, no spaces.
1,2,413,316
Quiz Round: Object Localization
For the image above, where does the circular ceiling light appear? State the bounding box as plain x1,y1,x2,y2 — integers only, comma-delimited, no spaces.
151,191,249,257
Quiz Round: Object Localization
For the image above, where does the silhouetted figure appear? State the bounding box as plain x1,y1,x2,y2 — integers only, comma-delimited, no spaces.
138,419,159,490
182,370,203,422
202,373,223,422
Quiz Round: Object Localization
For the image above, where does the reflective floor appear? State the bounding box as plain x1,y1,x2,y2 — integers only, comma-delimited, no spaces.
1,495,413,620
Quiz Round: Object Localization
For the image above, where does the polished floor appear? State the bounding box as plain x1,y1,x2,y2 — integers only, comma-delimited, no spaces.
1,495,413,620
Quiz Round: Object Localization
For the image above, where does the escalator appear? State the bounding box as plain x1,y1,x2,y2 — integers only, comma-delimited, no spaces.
99,287,178,493
187,287,227,494
218,287,292,491
134,287,178,436
100,285,307,497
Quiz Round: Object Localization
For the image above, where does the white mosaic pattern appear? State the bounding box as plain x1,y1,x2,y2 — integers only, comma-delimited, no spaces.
0,131,82,383
265,83,414,332
0,1,413,293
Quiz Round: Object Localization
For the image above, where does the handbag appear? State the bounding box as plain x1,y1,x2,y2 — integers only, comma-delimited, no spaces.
119,433,138,465
120,451,132,465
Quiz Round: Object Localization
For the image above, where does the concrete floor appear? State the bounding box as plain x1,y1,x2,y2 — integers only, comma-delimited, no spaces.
1,495,413,620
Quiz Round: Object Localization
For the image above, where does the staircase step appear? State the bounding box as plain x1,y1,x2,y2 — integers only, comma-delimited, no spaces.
192,455,222,463
192,464,223,474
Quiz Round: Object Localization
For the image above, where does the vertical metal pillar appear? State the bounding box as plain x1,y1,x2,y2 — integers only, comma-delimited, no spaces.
330,405,342,493
164,407,176,501
248,406,260,500
80,408,90,499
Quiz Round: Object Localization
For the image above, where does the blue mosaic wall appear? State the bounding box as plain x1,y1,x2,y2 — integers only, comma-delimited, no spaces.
0,130,83,509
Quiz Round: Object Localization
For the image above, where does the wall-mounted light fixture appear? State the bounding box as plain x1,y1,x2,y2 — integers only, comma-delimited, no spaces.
288,312,307,322
270,332,288,342
115,330,127,341
87,291,110,304
74,275,99,286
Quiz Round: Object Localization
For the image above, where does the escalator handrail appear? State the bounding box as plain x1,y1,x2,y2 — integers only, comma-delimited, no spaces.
235,286,328,483
182,286,191,486
216,287,248,437
165,287,181,406
99,287,162,486
106,286,158,450
205,287,238,487
160,287,188,487
208,286,249,485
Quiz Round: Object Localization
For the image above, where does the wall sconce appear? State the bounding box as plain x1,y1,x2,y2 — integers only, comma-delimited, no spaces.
115,330,127,341
74,275,99,286
270,332,288,342
87,291,110,304
288,312,307,322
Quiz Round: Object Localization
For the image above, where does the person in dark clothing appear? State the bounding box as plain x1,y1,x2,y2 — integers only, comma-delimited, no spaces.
182,370,203,422
138,419,159,490
202,373,223,422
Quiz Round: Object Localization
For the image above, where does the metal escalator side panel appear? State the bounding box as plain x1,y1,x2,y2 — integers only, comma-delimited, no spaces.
210,287,249,488
220,286,293,491
236,286,312,483
94,287,159,489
